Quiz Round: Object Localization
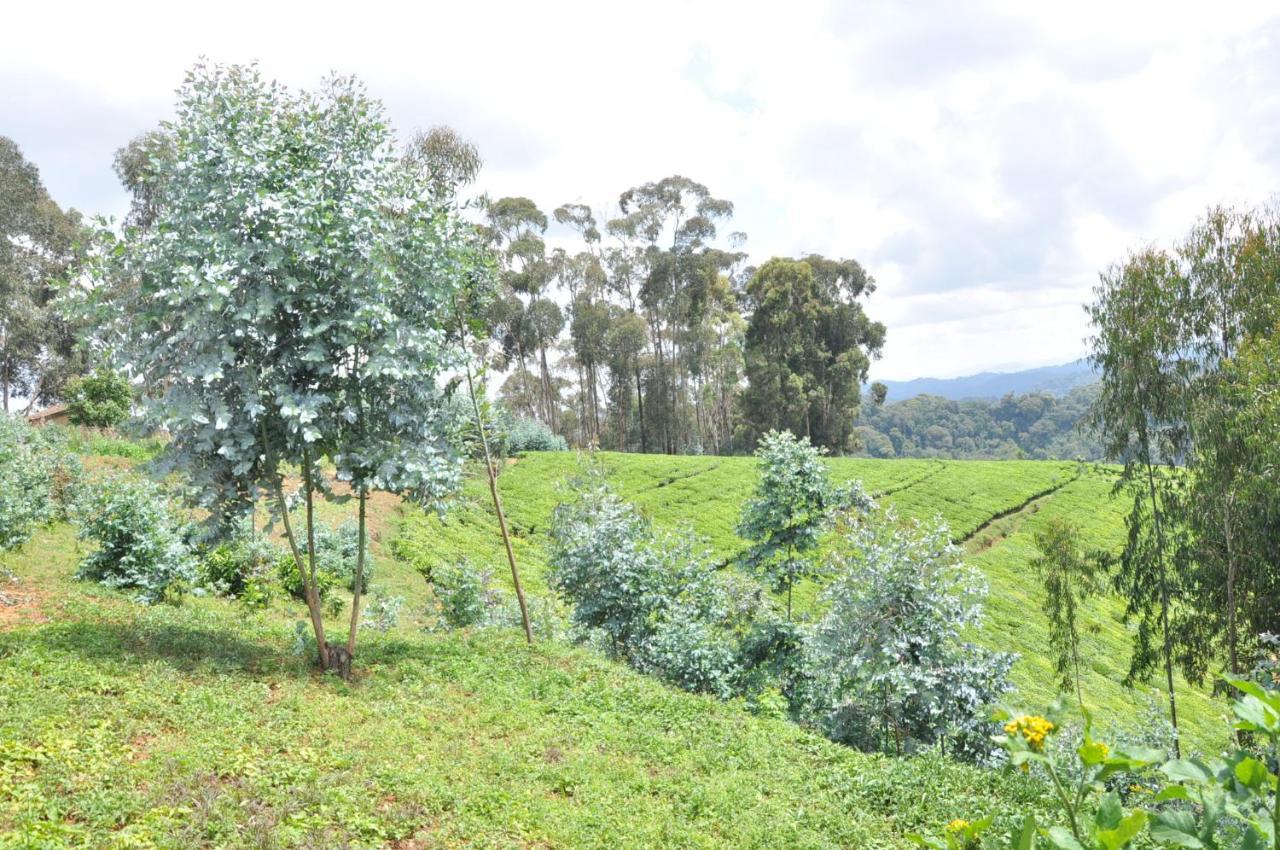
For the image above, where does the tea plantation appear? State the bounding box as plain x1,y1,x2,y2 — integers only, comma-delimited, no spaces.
1,448,1231,847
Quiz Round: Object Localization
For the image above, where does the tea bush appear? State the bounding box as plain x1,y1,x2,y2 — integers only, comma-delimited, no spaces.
0,415,81,551
73,477,196,603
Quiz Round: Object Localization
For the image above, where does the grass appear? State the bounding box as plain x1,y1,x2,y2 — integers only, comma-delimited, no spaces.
0,445,1238,845
1,526,1052,849
396,452,1230,752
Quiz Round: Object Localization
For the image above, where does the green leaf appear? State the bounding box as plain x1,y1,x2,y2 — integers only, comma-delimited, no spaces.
1150,811,1203,848
1232,755,1270,790
1161,759,1212,783
1013,815,1037,850
1045,826,1087,850
1095,809,1146,850
1095,793,1123,830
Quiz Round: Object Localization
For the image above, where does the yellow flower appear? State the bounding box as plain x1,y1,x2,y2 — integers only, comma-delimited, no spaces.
946,819,969,833
1095,742,1110,760
1004,715,1055,751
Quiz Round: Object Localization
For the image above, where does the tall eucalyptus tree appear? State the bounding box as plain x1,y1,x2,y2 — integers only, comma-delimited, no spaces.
80,63,480,677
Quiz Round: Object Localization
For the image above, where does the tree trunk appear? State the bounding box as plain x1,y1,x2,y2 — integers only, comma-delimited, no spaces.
1143,456,1181,758
456,300,533,642
274,475,329,671
345,487,368,663
634,366,647,453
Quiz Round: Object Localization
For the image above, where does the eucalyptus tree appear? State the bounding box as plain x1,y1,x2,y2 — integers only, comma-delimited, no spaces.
0,136,85,411
1175,205,1280,681
484,196,561,426
80,63,479,677
609,176,738,454
740,255,885,453
1087,247,1195,754
737,430,868,620
1032,517,1104,707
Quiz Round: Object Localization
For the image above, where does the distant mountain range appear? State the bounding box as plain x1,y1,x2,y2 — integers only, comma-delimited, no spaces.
873,361,1097,402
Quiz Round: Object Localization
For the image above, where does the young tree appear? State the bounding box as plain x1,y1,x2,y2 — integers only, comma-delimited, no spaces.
805,509,1014,760
65,367,132,429
737,430,867,620
1032,517,1103,706
80,63,479,677
1087,247,1193,754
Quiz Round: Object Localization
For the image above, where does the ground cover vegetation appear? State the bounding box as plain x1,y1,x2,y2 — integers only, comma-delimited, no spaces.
0,56,1278,849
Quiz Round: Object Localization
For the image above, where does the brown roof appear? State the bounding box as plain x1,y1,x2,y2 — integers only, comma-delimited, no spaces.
26,404,69,422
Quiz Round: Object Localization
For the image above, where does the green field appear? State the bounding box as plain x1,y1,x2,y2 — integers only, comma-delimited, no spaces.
397,452,1227,752
2,526,1055,848
1,448,1234,846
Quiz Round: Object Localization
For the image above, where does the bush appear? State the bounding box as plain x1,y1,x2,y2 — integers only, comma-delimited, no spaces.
362,592,404,633
198,519,282,608
275,519,373,602
506,417,568,453
73,477,196,603
426,559,491,629
803,509,1014,761
0,415,81,551
549,478,738,697
65,367,133,429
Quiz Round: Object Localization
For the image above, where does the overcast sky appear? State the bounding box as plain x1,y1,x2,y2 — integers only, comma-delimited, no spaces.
4,1,1277,380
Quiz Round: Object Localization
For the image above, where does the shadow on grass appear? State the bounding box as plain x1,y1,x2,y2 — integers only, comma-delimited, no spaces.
0,619,307,678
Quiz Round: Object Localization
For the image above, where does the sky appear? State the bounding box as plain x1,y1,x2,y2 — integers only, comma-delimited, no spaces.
3,0,1277,381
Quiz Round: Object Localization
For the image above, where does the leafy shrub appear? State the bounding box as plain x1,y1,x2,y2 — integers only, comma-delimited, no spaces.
426,560,491,628
198,520,282,608
65,367,133,428
549,478,738,697
920,680,1280,850
505,416,568,453
803,509,1014,761
0,415,81,550
477,404,568,456
275,520,373,601
73,477,196,603
362,592,404,633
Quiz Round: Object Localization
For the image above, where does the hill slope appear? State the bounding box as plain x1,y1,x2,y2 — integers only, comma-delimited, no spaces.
0,526,1047,848
396,452,1225,752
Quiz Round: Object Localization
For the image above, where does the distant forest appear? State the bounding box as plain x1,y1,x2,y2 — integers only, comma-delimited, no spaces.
854,384,1103,460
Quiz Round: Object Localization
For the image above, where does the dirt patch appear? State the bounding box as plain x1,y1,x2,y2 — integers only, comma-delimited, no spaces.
0,580,51,630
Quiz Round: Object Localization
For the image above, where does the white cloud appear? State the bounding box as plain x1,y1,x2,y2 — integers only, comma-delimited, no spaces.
3,0,1277,380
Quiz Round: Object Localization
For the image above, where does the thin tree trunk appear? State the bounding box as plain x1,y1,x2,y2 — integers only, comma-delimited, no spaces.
345,487,368,660
1143,457,1181,758
635,366,647,453
456,301,533,643
274,476,329,670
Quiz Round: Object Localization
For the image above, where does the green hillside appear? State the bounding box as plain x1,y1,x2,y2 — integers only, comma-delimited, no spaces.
396,452,1228,752
1,525,1052,849
1,449,1234,846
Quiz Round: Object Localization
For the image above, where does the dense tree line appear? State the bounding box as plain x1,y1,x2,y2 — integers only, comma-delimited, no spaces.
480,182,884,455
853,384,1104,460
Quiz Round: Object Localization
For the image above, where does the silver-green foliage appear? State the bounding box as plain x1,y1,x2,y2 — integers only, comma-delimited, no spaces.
738,430,869,618
73,477,196,603
805,508,1015,760
77,62,483,666
549,479,739,697
0,414,79,551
